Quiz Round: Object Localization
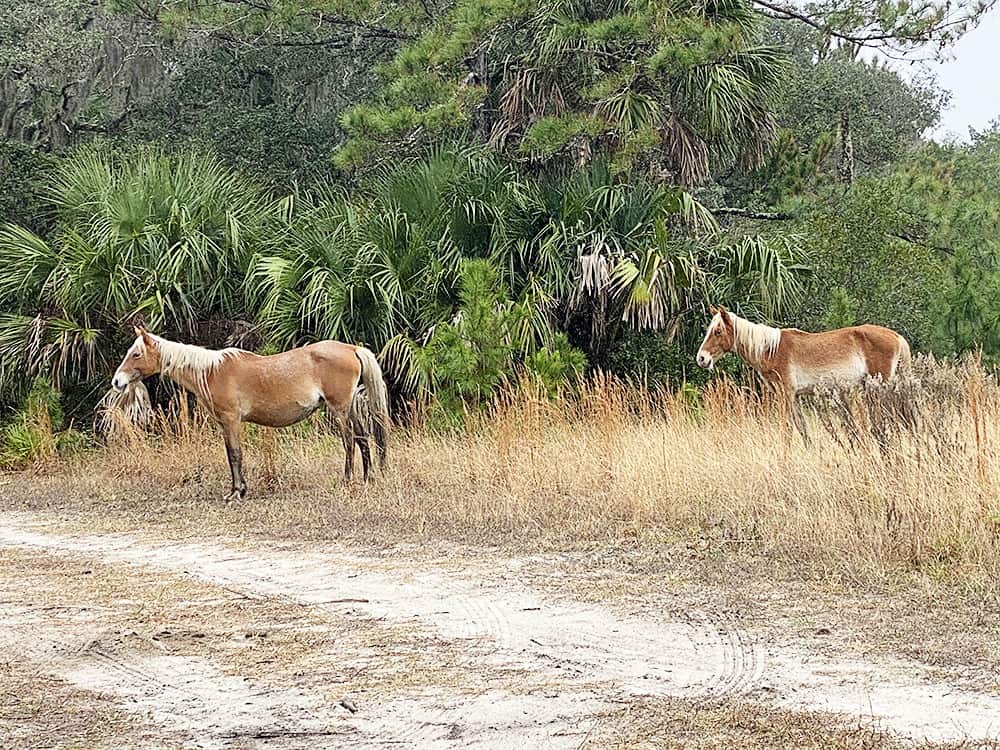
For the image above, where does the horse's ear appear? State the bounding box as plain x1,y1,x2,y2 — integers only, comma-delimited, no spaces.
133,325,145,338
708,304,718,317
717,306,732,328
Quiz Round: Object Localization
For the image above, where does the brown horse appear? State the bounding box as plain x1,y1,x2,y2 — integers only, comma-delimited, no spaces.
112,328,389,498
696,306,911,439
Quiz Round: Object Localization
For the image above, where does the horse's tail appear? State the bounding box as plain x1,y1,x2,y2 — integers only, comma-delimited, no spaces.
355,346,390,471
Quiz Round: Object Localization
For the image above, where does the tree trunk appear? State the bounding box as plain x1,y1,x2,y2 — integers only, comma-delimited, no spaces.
838,109,854,185
466,48,492,142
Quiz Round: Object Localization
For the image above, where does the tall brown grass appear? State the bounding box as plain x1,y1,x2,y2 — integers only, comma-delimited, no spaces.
27,355,1000,591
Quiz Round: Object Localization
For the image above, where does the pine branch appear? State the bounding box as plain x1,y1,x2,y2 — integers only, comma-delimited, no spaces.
752,0,997,49
712,207,792,221
890,231,955,256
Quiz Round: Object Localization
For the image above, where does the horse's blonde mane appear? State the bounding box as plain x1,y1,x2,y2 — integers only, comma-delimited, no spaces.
141,335,243,399
726,312,781,362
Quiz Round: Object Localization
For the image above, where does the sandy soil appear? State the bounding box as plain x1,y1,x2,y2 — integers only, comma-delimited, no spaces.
1,509,998,749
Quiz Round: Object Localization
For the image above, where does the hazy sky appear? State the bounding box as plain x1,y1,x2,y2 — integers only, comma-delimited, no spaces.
920,8,1000,141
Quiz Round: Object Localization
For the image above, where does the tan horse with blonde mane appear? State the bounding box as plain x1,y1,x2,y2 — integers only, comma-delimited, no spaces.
112,328,389,498
696,306,911,439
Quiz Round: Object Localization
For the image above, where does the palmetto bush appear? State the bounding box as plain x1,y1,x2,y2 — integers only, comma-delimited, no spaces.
0,148,274,402
251,145,805,395
0,143,804,415
250,146,539,395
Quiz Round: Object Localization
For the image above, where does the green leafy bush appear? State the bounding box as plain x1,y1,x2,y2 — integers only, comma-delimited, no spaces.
788,179,950,351
524,334,587,399
0,142,59,235
1,377,88,468
421,260,521,425
604,329,741,388
420,260,587,426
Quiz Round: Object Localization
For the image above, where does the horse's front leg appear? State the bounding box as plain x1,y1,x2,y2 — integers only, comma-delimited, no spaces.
221,417,247,500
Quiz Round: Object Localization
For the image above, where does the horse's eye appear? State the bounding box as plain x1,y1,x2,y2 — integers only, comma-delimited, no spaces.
132,352,141,359
714,328,722,336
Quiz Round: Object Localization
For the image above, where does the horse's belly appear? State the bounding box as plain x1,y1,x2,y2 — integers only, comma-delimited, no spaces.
790,356,868,394
243,392,323,427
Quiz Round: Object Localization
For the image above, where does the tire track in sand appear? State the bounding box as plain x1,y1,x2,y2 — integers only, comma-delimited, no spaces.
0,513,997,746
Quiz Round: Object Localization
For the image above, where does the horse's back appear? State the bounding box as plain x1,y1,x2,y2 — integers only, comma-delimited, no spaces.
849,323,904,345
232,340,359,375
220,340,363,413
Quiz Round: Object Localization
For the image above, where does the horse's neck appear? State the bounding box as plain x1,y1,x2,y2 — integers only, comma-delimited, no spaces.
154,337,227,402
731,316,782,370
162,362,212,402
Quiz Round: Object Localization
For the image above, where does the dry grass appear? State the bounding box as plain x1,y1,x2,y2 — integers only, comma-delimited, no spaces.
8,356,1000,595
584,696,999,750
0,664,153,750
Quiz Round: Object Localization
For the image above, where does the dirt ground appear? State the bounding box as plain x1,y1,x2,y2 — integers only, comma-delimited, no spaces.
1,496,998,749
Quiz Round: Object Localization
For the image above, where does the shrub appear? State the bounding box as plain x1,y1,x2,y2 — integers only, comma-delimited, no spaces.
0,141,58,234
604,329,742,388
0,377,89,468
420,260,587,426
524,334,587,399
421,260,518,425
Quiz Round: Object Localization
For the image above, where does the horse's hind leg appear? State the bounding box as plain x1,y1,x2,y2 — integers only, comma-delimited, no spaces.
354,426,372,481
340,416,356,482
348,386,372,481
221,418,247,500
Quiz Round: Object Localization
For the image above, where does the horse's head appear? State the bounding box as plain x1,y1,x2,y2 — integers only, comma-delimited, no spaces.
696,305,734,369
112,327,162,391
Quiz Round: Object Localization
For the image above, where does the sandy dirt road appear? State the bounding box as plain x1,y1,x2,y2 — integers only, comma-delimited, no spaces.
0,510,998,749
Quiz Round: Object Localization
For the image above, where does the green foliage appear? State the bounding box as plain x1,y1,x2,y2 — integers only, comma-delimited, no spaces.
603,329,741,388
822,287,858,329
889,128,1000,360
0,377,87,468
338,0,788,182
0,147,274,400
524,334,587,399
0,142,59,233
728,22,947,205
114,39,360,191
775,52,943,173
26,377,64,429
520,115,606,158
740,128,837,203
251,145,806,385
128,101,342,193
419,260,525,426
251,145,518,351
417,259,586,423
788,179,950,351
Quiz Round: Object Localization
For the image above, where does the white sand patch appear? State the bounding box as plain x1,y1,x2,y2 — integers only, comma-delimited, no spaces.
0,512,997,745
